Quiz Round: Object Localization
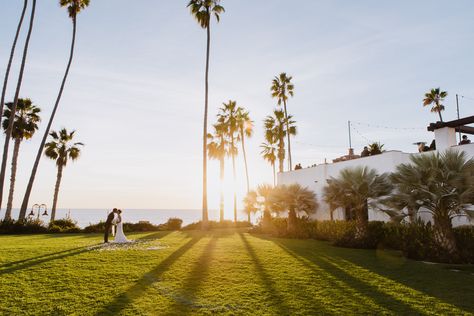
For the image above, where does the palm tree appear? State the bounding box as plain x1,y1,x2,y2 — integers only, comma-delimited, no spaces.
44,128,83,222
271,73,295,170
368,142,384,155
423,88,447,122
264,109,296,173
19,0,89,220
0,0,36,213
260,141,277,186
256,184,275,231
388,150,474,255
218,100,239,222
187,0,225,229
236,108,253,221
272,184,318,233
323,166,393,239
207,121,231,222
243,190,258,224
0,0,28,127
2,99,40,220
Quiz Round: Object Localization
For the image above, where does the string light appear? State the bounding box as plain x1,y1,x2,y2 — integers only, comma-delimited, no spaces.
352,121,425,131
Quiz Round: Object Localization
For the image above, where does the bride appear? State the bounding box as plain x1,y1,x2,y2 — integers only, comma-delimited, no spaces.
114,209,130,243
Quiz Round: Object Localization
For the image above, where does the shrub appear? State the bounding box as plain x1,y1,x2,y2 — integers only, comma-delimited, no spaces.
123,222,161,232
164,218,183,231
0,218,48,234
182,220,252,231
48,218,81,233
454,225,474,263
83,221,107,233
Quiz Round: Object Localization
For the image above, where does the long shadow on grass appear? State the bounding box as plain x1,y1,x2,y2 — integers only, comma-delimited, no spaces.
265,236,473,314
134,231,171,241
0,245,97,275
166,236,218,314
0,245,88,268
239,233,295,314
272,239,421,314
95,234,203,316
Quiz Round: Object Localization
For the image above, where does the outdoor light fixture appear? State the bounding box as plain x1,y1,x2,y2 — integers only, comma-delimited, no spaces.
28,210,34,217
42,210,48,216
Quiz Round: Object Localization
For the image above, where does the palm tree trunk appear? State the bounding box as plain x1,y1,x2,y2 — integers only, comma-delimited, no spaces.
278,136,284,173
232,137,237,223
0,0,36,214
434,215,457,257
4,138,21,220
283,99,292,171
287,207,297,233
241,130,250,193
51,164,63,222
355,207,368,240
262,208,272,233
201,14,211,230
0,0,28,124
438,110,443,123
219,156,224,222
272,162,276,186
19,11,74,220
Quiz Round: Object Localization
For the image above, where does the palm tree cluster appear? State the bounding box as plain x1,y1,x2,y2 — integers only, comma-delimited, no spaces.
260,73,297,185
323,150,474,254
0,0,89,222
244,183,318,232
208,101,253,223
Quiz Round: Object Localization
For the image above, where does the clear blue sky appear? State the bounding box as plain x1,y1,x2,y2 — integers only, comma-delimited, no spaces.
0,1,473,217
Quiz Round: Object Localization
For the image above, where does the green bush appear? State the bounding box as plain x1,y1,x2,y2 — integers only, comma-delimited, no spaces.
164,218,183,231
454,225,474,263
48,218,80,233
252,217,474,263
0,218,48,234
182,220,252,231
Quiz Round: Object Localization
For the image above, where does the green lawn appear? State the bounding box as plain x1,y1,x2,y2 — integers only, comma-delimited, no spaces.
1,230,473,315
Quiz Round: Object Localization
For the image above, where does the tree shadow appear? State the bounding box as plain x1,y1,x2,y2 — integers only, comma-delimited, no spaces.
238,233,298,314
166,235,218,314
272,239,420,314
0,245,88,268
0,245,98,275
94,235,203,316
134,231,172,241
258,235,474,314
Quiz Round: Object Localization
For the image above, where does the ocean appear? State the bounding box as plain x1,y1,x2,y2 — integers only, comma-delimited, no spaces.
2,208,251,228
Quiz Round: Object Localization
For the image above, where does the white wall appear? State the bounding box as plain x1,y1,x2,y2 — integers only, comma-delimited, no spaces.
278,144,474,226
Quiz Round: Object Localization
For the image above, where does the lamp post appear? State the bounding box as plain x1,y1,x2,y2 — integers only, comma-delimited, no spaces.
28,203,48,220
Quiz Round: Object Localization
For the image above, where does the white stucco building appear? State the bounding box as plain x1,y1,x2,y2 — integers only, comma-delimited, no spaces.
278,118,474,226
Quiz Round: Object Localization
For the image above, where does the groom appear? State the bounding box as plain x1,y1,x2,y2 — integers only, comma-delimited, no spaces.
104,208,118,243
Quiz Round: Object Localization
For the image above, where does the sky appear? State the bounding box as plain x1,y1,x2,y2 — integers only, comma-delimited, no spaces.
0,0,473,219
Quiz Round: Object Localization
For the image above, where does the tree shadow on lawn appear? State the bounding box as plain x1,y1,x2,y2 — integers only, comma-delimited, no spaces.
95,234,204,316
0,245,98,275
238,233,340,315
262,236,473,314
0,245,89,269
165,235,218,315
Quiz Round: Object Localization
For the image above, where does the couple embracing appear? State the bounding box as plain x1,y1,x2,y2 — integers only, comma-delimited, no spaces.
104,208,129,243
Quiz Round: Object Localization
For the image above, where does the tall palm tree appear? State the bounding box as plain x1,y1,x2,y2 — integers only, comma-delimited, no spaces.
44,128,83,222
0,0,36,213
207,121,231,222
2,99,40,220
219,100,239,222
236,107,253,221
264,109,296,173
273,184,318,233
19,0,89,220
323,166,393,239
423,88,447,122
271,73,295,170
0,0,28,126
260,141,277,186
388,150,474,255
187,0,225,229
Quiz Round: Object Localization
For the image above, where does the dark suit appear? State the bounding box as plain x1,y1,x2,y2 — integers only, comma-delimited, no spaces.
104,211,116,243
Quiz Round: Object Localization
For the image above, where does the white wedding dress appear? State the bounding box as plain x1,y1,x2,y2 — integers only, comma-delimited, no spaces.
114,215,130,243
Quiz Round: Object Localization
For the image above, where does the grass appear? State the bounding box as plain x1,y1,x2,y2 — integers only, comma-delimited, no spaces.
1,230,474,315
